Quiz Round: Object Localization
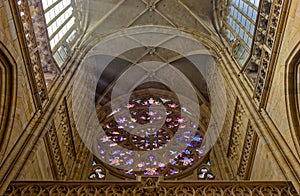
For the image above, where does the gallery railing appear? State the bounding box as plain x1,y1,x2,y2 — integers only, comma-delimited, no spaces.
4,178,298,196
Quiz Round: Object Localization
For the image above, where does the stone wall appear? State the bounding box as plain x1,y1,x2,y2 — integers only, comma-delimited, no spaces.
266,0,300,158
0,0,36,163
0,0,84,187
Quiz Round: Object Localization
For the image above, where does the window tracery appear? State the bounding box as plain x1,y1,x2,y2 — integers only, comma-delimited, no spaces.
198,160,215,180
88,160,106,180
96,96,207,178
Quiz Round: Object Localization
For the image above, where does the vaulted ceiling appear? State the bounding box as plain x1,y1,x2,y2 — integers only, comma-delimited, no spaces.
80,0,217,40
74,0,219,109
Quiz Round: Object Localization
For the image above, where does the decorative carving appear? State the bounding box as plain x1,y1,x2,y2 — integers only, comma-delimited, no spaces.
17,0,48,103
29,0,59,76
237,122,258,179
220,24,227,36
138,178,160,196
230,40,240,53
5,181,297,195
228,100,245,159
45,122,66,179
247,0,287,105
57,100,76,159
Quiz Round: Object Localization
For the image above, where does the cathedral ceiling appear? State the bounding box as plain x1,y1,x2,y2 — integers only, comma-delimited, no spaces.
94,49,212,107
71,0,219,105
80,0,216,41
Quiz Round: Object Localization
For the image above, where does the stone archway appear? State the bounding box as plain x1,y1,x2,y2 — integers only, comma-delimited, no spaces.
285,41,300,157
0,42,17,162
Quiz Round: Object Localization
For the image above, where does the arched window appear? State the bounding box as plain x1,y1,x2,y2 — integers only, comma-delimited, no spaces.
96,96,207,179
15,0,82,91
224,0,260,65
219,0,288,103
197,159,215,180
88,160,106,180
41,0,78,67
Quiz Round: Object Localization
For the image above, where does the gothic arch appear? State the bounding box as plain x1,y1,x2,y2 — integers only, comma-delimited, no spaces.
285,41,300,157
0,41,17,162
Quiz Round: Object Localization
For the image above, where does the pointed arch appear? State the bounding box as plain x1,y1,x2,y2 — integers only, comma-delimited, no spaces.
285,41,300,157
0,41,17,162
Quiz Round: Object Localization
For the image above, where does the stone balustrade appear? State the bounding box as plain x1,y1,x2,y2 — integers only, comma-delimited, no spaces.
4,178,298,195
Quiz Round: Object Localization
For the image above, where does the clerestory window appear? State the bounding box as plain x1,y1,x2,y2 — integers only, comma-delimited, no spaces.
42,0,77,67
224,0,260,65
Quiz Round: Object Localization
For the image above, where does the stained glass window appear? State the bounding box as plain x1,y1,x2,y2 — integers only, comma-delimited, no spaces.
88,160,106,180
198,159,215,180
97,96,207,178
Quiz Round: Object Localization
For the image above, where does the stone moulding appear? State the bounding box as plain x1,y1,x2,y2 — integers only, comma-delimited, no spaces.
237,122,258,180
57,100,76,159
45,121,66,179
4,180,297,195
250,0,290,108
16,0,48,104
227,100,245,160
